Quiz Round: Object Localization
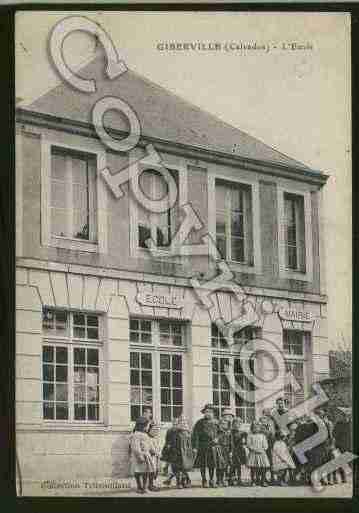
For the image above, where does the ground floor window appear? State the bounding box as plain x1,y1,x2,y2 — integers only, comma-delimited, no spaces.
42,309,102,422
283,330,308,408
212,324,257,423
130,317,186,423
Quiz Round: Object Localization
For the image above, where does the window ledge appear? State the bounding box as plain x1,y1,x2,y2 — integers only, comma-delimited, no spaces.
48,237,99,253
280,268,312,282
216,259,261,275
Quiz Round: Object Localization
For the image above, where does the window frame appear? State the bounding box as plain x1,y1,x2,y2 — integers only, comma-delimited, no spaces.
129,317,187,426
208,171,262,274
215,180,252,264
129,162,188,260
211,323,260,424
277,185,313,281
282,329,309,409
41,309,104,425
41,139,108,254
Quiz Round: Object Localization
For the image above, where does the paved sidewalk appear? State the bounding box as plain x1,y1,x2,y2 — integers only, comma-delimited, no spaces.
26,472,353,498
109,481,352,498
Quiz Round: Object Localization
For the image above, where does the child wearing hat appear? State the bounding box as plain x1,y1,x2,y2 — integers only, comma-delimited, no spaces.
192,404,220,488
128,416,156,494
162,414,194,489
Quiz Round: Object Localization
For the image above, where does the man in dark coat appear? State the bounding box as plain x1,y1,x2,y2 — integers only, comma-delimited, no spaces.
191,403,220,488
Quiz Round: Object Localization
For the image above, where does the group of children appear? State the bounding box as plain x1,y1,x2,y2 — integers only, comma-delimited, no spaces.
128,401,349,493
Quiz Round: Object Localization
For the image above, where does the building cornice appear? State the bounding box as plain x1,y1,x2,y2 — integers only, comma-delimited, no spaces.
16,108,329,187
16,257,328,304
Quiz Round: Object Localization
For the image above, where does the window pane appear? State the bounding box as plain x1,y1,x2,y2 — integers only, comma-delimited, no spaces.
56,347,67,364
159,321,170,333
141,371,152,387
74,367,85,383
130,319,139,331
216,184,227,210
213,374,219,389
73,210,89,240
51,209,68,237
87,349,99,366
231,238,245,262
73,313,85,326
143,388,153,406
173,389,183,405
161,372,170,387
212,358,218,372
88,404,99,421
56,384,68,401
87,386,99,402
43,383,54,401
221,391,230,405
87,328,99,340
130,331,139,343
130,387,141,404
74,385,86,402
51,152,66,180
87,367,99,386
161,388,171,405
141,353,152,369
172,354,182,370
130,352,139,368
55,366,67,382
130,370,140,386
161,406,171,422
43,364,54,382
74,348,86,364
141,333,151,344
55,404,68,420
231,212,244,236
43,346,54,363
74,404,86,420
74,327,86,339
160,354,171,370
87,316,99,327
43,402,54,419
172,372,182,388
51,181,67,209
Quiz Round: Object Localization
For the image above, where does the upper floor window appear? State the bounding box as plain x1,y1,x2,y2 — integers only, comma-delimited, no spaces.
137,169,179,250
50,148,97,242
41,308,102,423
215,180,253,264
284,193,306,272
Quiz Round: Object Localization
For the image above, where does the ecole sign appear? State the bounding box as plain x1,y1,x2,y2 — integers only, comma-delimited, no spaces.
136,292,184,309
278,308,313,323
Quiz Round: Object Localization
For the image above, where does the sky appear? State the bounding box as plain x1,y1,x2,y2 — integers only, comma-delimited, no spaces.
15,11,352,349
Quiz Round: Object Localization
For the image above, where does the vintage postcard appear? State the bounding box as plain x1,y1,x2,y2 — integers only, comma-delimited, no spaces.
15,10,352,497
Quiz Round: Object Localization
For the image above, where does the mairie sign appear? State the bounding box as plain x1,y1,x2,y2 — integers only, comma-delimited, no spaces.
278,308,313,323
136,291,184,309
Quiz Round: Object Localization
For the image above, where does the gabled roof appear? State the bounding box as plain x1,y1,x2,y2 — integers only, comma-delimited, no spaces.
26,54,316,172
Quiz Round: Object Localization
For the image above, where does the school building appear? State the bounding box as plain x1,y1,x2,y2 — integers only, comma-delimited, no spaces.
15,55,329,487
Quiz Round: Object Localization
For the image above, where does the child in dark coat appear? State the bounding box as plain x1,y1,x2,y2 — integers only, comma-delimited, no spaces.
230,417,247,486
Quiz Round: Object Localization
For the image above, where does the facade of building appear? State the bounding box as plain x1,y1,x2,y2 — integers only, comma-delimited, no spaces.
16,56,329,486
